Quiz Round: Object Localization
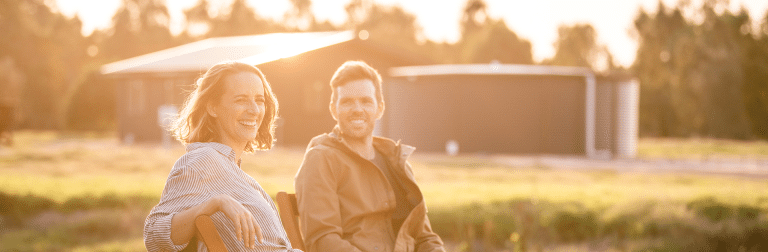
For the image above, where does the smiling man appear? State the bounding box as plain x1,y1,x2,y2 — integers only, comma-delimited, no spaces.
294,61,446,252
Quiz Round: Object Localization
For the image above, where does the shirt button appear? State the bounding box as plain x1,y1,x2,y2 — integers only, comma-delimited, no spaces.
374,246,379,250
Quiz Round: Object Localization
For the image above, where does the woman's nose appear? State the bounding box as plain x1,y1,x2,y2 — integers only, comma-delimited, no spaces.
248,101,260,114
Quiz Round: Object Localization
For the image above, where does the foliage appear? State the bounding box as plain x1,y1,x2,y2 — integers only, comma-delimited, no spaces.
454,0,533,64
0,0,93,129
429,197,768,251
543,24,616,71
99,0,176,61
632,1,768,139
0,191,156,227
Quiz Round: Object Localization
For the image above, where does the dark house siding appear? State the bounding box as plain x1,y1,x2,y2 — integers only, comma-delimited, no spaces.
114,75,198,143
384,74,586,154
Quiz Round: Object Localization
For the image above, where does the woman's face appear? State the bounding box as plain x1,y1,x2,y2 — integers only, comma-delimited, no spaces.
208,71,266,151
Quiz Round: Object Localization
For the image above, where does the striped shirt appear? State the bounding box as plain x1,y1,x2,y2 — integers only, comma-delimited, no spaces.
144,142,302,252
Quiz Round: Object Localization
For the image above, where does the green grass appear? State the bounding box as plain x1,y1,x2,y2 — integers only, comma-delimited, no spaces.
637,137,768,160
2,131,768,251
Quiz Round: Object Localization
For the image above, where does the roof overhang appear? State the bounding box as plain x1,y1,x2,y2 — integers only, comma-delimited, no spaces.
100,30,356,76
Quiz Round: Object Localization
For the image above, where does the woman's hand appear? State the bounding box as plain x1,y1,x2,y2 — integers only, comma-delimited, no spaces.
212,194,264,249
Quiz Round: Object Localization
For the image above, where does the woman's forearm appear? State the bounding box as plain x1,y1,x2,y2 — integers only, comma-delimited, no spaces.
170,197,219,245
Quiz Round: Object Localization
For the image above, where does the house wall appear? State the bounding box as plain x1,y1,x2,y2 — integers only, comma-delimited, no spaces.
115,75,195,143
383,74,587,154
258,40,428,147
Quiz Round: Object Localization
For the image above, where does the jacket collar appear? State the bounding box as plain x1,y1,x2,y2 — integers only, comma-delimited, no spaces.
322,125,415,164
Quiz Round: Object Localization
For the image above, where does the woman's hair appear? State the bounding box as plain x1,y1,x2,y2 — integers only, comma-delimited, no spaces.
170,61,278,152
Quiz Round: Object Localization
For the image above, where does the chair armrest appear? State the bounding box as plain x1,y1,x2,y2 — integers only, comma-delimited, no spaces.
195,215,228,252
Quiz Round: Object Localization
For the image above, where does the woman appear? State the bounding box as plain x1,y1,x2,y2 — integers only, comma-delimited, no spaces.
144,61,302,252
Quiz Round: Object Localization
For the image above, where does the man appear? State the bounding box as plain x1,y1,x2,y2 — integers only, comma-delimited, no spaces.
295,61,445,252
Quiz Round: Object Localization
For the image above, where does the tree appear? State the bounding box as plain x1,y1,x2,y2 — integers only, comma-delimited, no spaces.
633,2,695,137
738,9,768,139
100,0,176,60
0,0,91,129
455,0,533,64
632,0,756,139
208,0,281,37
543,24,615,71
181,0,213,38
284,0,315,31
342,0,431,62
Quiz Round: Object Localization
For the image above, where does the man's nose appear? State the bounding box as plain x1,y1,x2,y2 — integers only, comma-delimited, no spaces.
352,100,364,111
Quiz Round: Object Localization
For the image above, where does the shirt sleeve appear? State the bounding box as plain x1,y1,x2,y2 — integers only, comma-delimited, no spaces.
295,148,363,252
144,154,211,252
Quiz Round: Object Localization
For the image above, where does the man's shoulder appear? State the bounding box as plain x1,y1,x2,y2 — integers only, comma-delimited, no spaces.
305,133,336,151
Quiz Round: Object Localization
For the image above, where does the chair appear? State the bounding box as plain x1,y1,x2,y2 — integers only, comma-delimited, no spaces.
194,215,229,252
276,191,306,251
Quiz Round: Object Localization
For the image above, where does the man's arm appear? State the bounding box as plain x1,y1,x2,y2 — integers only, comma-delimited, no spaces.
295,148,363,252
404,162,446,252
415,216,447,252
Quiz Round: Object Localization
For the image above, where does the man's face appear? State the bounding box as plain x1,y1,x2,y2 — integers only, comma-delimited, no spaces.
330,79,383,141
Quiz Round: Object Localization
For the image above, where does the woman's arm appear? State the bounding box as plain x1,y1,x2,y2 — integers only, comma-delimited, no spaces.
171,194,265,249
145,149,265,252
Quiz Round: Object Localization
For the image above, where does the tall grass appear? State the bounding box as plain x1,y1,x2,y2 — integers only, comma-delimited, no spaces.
2,131,768,251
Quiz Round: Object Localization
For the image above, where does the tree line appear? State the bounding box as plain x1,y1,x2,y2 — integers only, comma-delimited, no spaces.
0,0,766,139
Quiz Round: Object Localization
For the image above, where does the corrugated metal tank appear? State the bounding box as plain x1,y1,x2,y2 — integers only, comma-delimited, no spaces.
614,79,639,158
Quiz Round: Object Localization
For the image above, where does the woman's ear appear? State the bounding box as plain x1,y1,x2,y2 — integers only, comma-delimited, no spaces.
206,103,218,118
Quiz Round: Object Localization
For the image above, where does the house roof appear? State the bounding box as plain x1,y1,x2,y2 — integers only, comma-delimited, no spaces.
388,63,594,78
100,30,356,75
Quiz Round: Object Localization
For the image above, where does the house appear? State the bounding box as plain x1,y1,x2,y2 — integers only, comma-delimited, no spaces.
382,64,638,158
100,30,428,146
101,31,638,158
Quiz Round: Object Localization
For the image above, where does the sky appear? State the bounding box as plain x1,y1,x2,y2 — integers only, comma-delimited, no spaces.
53,0,768,67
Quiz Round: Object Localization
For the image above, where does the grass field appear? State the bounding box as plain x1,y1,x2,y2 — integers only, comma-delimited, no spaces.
1,131,768,251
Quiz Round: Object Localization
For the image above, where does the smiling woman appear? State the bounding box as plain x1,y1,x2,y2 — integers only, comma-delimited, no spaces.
206,71,268,155
144,61,302,252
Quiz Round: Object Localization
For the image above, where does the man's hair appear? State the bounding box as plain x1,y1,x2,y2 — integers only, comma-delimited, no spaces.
329,61,383,104
170,61,279,152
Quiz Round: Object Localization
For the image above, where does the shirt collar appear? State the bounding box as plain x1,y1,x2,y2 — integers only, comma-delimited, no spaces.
187,142,240,165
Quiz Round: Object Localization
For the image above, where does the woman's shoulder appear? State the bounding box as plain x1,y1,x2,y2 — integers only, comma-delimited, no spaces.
171,143,225,173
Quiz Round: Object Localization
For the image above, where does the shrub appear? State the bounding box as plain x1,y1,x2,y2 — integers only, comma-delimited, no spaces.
0,192,57,226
